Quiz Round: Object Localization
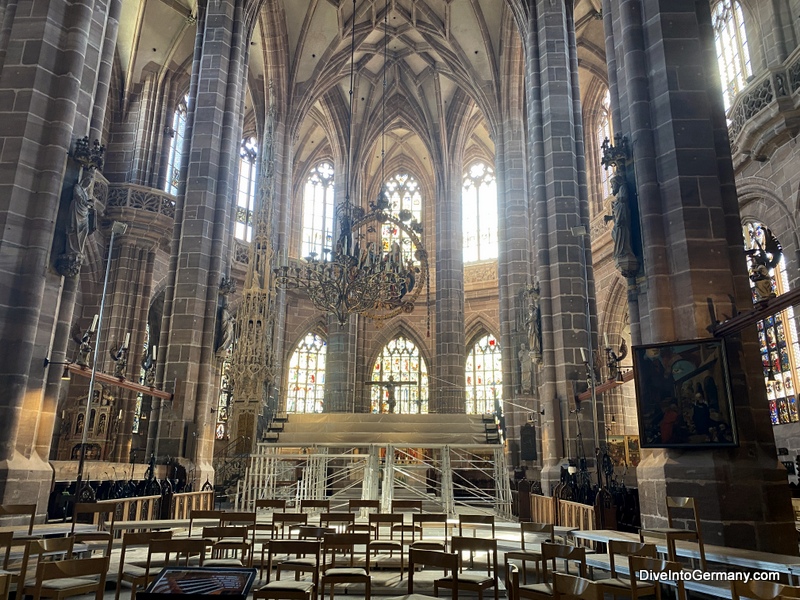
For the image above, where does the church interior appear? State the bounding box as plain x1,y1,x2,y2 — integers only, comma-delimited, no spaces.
3,0,800,589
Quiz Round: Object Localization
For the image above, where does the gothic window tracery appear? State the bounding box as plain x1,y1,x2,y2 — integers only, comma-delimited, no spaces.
383,173,423,265
465,334,503,415
743,222,799,425
301,162,335,259
371,336,429,414
462,163,498,263
235,136,258,242
713,0,752,111
165,94,188,195
286,333,327,414
597,89,613,200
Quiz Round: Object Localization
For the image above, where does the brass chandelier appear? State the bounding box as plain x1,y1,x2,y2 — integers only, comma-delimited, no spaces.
274,0,428,326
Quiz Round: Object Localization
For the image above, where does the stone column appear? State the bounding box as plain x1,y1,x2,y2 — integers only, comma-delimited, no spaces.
605,0,795,553
159,0,248,482
0,1,109,507
526,0,599,489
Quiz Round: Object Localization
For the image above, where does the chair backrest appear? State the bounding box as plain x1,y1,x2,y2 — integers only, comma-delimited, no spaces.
520,522,553,550
451,536,498,577
628,555,686,600
222,511,257,525
0,532,12,570
541,542,587,581
413,513,449,543
607,540,656,577
320,512,356,533
407,549,458,598
35,556,108,594
266,540,321,583
72,502,118,533
553,572,602,600
202,526,249,542
119,531,173,578
256,499,287,512
188,509,224,536
0,504,36,535
273,512,308,538
391,500,422,513
300,499,330,514
146,538,208,576
20,536,76,583
322,532,370,567
349,499,380,512
370,513,404,540
458,514,496,537
731,581,800,600
0,572,9,600
665,497,701,537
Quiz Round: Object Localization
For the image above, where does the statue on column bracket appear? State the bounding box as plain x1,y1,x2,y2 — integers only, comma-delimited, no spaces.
57,172,96,277
518,342,533,394
524,279,543,365
601,134,639,278
216,276,236,356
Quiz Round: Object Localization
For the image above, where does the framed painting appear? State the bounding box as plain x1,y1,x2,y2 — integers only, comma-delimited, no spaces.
632,338,738,448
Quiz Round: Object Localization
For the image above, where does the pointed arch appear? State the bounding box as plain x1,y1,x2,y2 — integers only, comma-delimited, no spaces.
285,327,329,414
368,328,430,414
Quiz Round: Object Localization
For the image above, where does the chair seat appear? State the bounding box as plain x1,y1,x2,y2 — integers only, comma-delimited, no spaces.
262,580,316,592
506,550,543,561
120,565,148,578
409,541,445,551
369,541,402,550
323,567,368,577
438,573,492,585
279,558,318,567
32,577,98,591
385,595,442,600
599,577,654,590
519,582,553,594
204,558,244,567
640,528,696,537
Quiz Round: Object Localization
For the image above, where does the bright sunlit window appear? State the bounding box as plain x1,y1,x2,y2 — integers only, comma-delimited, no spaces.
713,0,752,111
165,95,188,195
465,334,503,415
462,163,498,263
301,162,335,259
371,336,428,414
235,136,258,242
286,333,327,414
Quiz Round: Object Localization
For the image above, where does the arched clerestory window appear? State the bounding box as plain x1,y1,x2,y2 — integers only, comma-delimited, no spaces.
286,332,327,414
301,162,335,259
165,94,188,195
465,334,503,415
597,89,613,200
462,162,498,263
235,136,258,242
743,222,799,425
712,0,752,111
383,173,423,264
371,335,428,414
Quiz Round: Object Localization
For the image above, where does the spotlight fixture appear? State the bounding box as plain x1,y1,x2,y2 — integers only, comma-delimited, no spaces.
43,358,72,380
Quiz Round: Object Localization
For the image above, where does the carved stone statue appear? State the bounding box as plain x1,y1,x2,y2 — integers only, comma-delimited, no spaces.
66,173,95,258
216,301,235,355
524,281,543,365
605,172,638,277
519,343,533,394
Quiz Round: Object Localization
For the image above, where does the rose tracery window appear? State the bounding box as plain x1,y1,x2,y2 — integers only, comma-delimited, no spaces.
465,334,503,415
165,95,188,195
235,136,258,242
713,0,752,111
286,333,327,414
383,173,423,265
371,336,428,414
462,163,498,263
301,162,335,260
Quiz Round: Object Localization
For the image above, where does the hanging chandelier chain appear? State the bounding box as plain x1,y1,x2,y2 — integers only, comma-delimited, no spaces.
381,0,388,190
344,0,357,209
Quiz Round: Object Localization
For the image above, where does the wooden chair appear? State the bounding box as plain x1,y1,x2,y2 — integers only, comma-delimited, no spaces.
504,522,553,584
628,556,686,600
273,512,309,539
255,499,288,539
409,513,449,551
348,500,380,534
367,514,405,576
0,573,9,600
299,499,330,518
458,513,495,538
391,500,422,516
639,497,706,570
596,541,657,597
71,502,118,557
258,539,321,595
731,580,800,600
386,548,459,600
435,535,499,600
553,573,602,600
145,538,208,578
23,556,108,600
320,512,355,534
202,525,251,566
508,543,588,600
0,504,36,536
18,537,77,590
188,508,224,537
114,530,173,600
319,532,371,600
0,531,25,585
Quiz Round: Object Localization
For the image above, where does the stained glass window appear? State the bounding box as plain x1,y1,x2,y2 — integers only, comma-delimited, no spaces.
743,222,799,425
465,334,503,415
383,173,423,264
462,163,498,263
371,336,428,414
235,137,258,242
165,94,188,195
301,162,335,259
713,0,752,111
286,333,327,413
597,89,613,199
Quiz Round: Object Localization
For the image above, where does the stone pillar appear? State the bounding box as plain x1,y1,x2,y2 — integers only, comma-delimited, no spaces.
526,0,599,490
159,0,248,482
0,1,110,508
605,0,795,553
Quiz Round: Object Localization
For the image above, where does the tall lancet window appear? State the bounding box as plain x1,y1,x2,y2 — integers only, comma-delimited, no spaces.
743,223,800,425
371,336,429,414
465,334,503,415
597,89,613,199
165,94,188,195
286,333,327,414
462,162,498,263
383,173,423,264
301,162,335,259
236,136,258,242
712,0,752,111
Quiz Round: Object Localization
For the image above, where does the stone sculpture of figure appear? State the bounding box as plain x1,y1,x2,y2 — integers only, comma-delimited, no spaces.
750,263,774,301
216,301,235,355
385,376,397,413
605,172,638,276
525,281,543,365
518,342,533,394
66,173,95,257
